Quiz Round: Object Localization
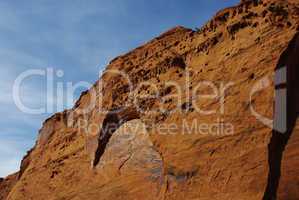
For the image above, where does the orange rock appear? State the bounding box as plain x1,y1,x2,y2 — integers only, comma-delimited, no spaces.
4,0,299,199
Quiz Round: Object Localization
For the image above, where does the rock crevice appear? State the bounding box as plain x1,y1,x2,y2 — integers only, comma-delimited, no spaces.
263,32,299,200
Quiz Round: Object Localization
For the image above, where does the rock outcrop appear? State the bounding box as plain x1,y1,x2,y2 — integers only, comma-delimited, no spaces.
1,0,299,199
0,173,19,200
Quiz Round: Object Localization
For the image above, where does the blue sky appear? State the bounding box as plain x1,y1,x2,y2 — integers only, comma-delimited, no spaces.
0,0,239,177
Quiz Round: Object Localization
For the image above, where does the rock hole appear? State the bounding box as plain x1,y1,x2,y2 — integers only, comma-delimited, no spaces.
93,107,140,167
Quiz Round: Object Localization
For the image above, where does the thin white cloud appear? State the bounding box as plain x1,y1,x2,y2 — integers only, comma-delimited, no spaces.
0,138,30,177
0,157,21,178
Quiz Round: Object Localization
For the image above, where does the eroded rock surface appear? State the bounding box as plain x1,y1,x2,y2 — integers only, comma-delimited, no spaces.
3,0,299,199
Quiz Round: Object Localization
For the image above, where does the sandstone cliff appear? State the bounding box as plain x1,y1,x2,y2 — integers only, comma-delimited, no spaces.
1,0,299,199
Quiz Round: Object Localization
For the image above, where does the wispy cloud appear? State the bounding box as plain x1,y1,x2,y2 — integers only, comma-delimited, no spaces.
0,137,33,177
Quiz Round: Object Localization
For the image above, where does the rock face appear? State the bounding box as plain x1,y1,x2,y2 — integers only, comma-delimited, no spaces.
0,174,19,200
92,119,164,199
2,0,299,199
